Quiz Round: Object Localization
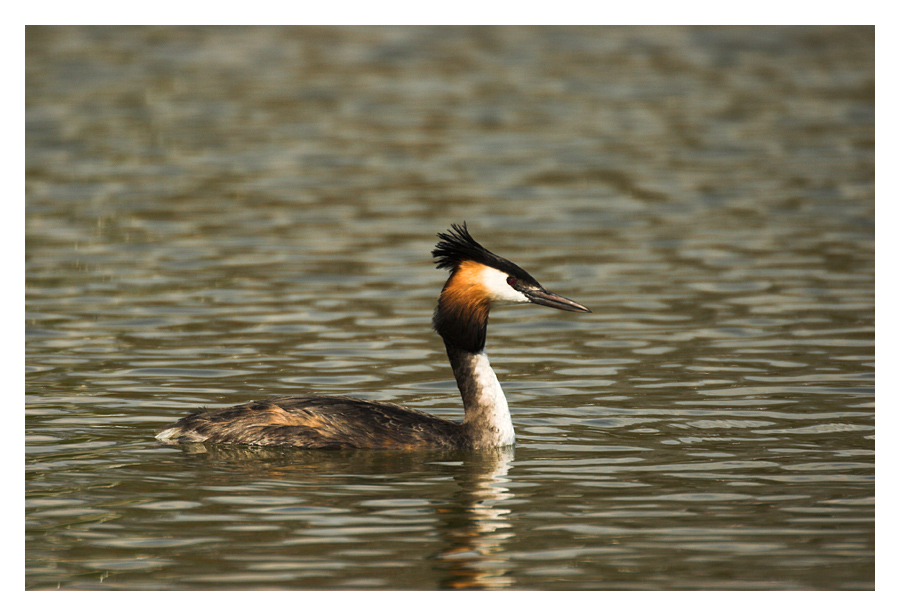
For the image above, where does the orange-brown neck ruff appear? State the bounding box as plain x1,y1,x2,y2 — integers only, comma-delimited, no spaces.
433,260,492,353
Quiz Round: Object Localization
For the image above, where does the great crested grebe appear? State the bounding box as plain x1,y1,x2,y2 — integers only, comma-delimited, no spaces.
156,223,590,450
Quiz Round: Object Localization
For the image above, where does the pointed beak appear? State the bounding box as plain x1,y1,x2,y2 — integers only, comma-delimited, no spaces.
523,288,591,313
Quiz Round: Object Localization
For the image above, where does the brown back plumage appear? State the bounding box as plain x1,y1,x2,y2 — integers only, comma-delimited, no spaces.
158,396,471,449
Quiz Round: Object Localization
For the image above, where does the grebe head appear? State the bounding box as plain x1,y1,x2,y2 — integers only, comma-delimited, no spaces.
432,222,590,352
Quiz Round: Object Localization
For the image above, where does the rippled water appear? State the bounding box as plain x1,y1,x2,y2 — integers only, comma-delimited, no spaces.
26,26,874,590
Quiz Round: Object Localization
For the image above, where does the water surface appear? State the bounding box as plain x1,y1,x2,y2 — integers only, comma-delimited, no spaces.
26,26,874,590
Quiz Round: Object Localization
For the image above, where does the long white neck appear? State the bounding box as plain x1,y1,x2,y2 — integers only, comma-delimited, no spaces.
445,344,515,448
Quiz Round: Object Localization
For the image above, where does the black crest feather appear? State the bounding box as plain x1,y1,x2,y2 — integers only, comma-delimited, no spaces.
432,222,533,282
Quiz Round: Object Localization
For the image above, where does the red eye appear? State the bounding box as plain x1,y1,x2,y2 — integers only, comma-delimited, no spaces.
506,276,517,286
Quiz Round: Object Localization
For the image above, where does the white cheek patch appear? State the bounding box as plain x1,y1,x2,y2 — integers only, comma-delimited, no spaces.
479,267,530,304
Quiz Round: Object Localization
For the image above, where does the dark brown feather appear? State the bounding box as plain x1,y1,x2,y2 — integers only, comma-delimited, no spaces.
158,396,472,450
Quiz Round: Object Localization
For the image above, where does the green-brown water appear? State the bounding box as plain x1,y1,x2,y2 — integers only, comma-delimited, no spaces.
26,26,874,590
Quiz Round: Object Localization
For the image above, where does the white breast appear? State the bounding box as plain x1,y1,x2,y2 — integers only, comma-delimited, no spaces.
466,352,515,447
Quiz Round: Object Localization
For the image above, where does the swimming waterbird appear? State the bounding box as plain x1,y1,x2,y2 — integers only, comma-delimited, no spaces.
156,223,590,450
